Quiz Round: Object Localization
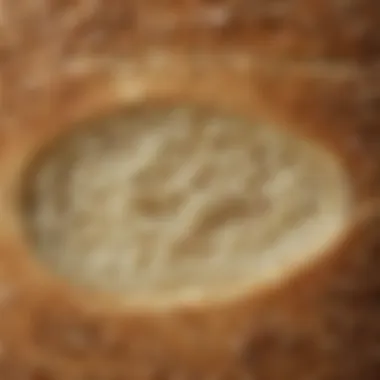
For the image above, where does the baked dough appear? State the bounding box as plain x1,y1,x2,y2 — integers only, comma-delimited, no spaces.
0,1,378,379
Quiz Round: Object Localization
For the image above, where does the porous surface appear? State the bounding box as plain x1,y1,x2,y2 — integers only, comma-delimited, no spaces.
0,0,377,379
24,105,349,306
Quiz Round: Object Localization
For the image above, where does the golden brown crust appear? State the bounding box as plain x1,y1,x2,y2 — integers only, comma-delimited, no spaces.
0,0,379,379
2,0,380,64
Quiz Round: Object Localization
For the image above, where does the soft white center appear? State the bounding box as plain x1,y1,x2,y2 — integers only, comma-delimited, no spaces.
24,106,350,306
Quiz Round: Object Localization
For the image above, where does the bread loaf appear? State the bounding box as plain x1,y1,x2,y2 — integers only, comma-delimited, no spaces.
0,1,379,379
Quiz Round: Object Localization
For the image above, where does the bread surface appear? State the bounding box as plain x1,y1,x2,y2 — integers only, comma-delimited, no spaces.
0,1,379,379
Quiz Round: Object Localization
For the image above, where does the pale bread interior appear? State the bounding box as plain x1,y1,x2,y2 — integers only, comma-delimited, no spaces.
24,106,351,306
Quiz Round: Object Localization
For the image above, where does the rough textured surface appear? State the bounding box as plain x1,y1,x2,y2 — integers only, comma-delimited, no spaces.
1,0,380,62
23,105,349,306
0,0,378,379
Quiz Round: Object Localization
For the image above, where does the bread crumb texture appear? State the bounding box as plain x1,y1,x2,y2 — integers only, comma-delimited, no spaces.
24,106,350,306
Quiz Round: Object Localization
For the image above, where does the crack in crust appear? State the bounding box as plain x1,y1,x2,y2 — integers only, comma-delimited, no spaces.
23,105,349,306
0,0,377,379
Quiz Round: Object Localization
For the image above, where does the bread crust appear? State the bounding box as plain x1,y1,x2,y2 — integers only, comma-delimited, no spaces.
1,0,380,62
0,0,379,379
